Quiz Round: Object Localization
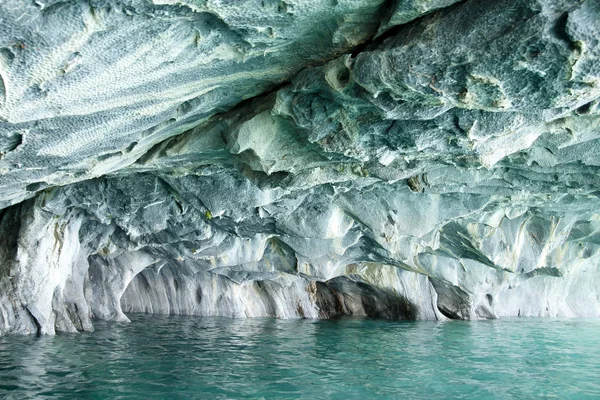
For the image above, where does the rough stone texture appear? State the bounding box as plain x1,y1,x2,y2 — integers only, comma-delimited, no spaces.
2,0,600,335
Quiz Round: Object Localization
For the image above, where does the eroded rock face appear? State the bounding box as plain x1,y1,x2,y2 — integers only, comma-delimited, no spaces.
1,0,600,335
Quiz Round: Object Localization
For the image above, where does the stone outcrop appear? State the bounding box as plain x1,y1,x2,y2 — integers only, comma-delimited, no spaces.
1,0,600,334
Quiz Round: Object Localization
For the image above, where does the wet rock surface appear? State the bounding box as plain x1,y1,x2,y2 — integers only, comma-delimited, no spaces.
1,0,600,334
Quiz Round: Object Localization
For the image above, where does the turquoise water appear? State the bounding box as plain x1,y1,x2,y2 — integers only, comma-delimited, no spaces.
1,315,599,399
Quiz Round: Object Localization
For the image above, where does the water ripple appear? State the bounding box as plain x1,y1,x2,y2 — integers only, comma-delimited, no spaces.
1,316,599,399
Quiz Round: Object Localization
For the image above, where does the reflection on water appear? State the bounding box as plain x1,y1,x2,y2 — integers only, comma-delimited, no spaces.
1,315,599,399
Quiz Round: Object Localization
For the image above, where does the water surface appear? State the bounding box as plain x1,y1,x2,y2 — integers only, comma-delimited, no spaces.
1,315,599,399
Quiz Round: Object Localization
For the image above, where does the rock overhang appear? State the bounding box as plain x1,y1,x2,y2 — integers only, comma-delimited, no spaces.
1,0,600,335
